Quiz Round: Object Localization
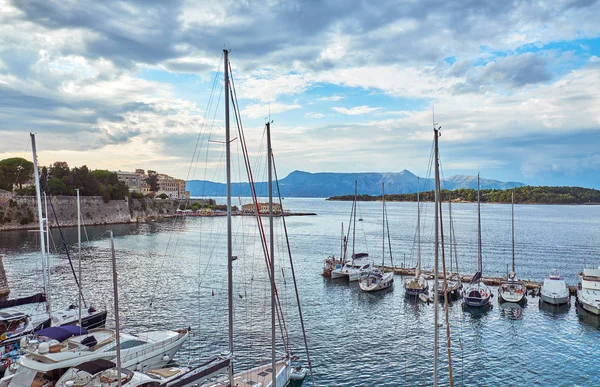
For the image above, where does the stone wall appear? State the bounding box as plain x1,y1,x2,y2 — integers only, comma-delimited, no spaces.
0,196,200,231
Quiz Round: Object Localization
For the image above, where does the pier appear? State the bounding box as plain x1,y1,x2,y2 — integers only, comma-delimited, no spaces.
377,265,579,295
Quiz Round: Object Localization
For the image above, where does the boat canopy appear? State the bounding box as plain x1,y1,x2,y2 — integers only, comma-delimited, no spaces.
352,253,369,259
75,359,116,375
0,310,28,322
37,326,88,341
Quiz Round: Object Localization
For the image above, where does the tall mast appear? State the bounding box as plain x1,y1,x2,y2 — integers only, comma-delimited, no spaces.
351,180,357,264
448,199,453,274
382,183,385,267
77,189,83,328
511,191,515,274
436,131,454,386
267,121,276,382
417,177,421,274
109,231,122,387
340,223,344,260
477,174,482,275
43,192,51,314
224,49,234,385
433,126,440,387
30,133,50,316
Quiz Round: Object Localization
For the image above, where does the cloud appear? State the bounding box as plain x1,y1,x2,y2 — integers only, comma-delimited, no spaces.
304,112,324,118
317,95,344,101
331,105,382,115
241,103,302,119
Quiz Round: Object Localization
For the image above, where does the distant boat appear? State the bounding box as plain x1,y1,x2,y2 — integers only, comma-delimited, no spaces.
358,218,364,221
462,175,492,308
498,192,527,304
576,267,600,314
404,177,428,297
540,269,570,305
359,183,394,292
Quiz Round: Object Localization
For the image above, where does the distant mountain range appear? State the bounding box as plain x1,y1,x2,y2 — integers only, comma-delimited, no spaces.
186,170,525,197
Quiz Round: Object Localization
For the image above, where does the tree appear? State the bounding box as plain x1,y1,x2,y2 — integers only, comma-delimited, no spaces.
49,161,70,180
0,157,34,190
145,174,159,192
158,193,169,199
47,177,70,195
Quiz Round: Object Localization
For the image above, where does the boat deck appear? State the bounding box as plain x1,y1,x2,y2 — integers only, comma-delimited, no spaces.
204,360,286,387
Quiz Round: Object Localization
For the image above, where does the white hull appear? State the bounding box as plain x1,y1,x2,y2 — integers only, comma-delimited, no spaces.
359,272,394,292
330,269,347,279
577,267,600,315
204,358,290,387
541,294,570,305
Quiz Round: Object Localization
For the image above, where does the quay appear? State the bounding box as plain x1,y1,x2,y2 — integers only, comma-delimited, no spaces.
377,265,579,295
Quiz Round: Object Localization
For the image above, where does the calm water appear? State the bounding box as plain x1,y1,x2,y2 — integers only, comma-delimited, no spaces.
1,198,600,386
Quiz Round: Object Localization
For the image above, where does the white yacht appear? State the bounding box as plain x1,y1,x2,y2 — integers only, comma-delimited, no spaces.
331,258,373,282
1,327,189,387
576,267,600,315
540,269,570,305
359,269,394,292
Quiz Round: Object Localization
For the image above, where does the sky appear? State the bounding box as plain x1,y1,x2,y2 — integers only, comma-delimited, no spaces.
0,0,599,188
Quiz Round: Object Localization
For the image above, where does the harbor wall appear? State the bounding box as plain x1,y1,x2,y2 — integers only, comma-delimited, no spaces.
0,196,188,231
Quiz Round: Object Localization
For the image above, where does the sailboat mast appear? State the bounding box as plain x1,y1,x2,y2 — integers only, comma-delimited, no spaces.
352,180,357,264
30,133,50,316
77,189,82,328
448,199,453,274
43,192,51,314
110,231,122,387
382,183,385,267
340,223,344,260
266,121,277,381
511,191,515,273
433,127,440,387
224,49,234,384
477,174,482,275
417,177,421,272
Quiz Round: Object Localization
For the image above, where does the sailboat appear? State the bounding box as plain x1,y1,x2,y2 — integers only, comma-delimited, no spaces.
404,177,428,296
202,50,310,387
498,192,526,304
331,180,373,281
0,135,107,369
462,174,492,308
322,223,346,277
359,183,394,292
437,198,462,299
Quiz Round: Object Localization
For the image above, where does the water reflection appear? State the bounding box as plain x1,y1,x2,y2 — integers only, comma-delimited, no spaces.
539,299,571,317
576,304,600,330
499,302,524,320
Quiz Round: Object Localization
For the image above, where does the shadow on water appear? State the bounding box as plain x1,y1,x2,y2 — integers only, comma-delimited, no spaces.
498,302,524,320
539,298,571,317
576,304,600,330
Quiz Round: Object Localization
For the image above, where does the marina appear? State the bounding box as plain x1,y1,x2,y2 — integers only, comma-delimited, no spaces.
1,197,599,386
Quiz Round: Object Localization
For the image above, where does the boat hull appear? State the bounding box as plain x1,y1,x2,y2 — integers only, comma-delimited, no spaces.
541,294,570,305
359,273,394,292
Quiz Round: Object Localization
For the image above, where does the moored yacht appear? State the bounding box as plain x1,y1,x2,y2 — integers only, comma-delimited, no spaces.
404,177,428,297
576,267,600,315
462,175,492,308
1,326,189,386
498,192,526,304
540,269,570,305
331,256,373,282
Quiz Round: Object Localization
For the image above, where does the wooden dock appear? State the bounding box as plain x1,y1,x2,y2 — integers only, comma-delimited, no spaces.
377,265,578,295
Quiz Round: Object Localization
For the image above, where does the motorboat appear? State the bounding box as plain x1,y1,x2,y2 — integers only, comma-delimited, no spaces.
576,267,600,315
331,257,373,281
359,269,394,292
540,269,570,305
1,327,189,386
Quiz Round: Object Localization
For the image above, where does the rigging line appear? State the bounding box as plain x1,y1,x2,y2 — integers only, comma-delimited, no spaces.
228,72,290,352
272,153,317,385
46,192,87,306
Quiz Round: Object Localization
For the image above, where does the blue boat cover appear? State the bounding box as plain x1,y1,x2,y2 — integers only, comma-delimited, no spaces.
36,326,87,341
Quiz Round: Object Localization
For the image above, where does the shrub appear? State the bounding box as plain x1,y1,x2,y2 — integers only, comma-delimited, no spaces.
131,192,144,199
158,193,169,200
